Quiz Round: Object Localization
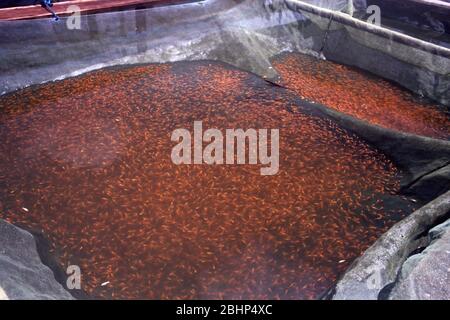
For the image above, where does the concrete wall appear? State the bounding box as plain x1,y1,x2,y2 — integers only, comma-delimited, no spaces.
332,190,450,300
0,219,74,300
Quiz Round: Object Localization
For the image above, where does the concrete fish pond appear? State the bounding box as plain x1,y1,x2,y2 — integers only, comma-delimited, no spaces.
0,0,449,300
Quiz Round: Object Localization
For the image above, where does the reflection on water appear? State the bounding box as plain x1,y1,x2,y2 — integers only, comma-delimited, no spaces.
0,61,418,299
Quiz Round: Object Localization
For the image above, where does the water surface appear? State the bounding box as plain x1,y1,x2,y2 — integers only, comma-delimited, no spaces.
0,60,418,299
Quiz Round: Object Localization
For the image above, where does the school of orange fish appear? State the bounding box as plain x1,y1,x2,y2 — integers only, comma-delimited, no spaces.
273,53,450,139
0,60,422,299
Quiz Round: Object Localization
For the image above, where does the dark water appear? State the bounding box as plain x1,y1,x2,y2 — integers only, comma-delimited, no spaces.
0,60,418,299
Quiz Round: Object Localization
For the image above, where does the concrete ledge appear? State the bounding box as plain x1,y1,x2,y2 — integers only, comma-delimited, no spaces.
287,0,450,59
0,219,73,300
388,218,450,300
332,190,450,300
